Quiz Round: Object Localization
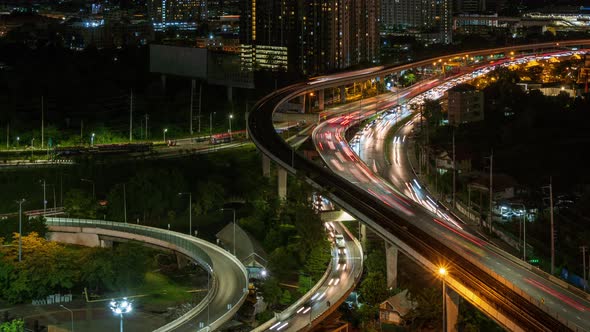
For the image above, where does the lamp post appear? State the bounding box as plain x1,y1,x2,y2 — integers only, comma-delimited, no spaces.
178,192,192,236
109,298,133,332
438,267,447,332
116,183,127,223
228,114,233,141
40,179,47,214
220,208,236,255
90,133,95,146
60,304,74,332
16,199,25,262
163,128,168,143
80,178,95,200
16,136,19,148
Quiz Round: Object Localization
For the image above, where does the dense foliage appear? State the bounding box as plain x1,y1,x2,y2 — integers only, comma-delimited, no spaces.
0,232,151,304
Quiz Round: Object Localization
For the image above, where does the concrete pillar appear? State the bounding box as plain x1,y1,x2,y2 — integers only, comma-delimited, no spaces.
340,86,347,104
385,242,398,289
278,167,287,200
100,239,113,248
318,89,325,111
262,155,271,177
444,286,460,332
227,86,233,102
299,95,305,113
176,252,191,269
360,222,367,250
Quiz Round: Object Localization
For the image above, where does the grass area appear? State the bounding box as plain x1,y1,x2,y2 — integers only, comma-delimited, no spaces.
137,272,196,307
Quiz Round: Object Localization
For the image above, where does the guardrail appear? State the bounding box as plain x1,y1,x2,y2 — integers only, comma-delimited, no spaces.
45,217,248,332
252,222,363,331
249,42,590,332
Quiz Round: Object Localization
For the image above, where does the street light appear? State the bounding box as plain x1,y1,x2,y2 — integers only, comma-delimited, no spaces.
178,192,192,236
220,208,236,255
16,136,19,148
163,128,168,143
438,267,448,332
228,114,233,141
90,133,95,146
80,178,95,200
59,304,74,332
16,199,25,262
40,179,47,214
109,298,133,332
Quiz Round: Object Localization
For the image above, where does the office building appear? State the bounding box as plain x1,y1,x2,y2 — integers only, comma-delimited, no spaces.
241,0,379,75
147,0,207,30
446,84,484,126
381,0,452,44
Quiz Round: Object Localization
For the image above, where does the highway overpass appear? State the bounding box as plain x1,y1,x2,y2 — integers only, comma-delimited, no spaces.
45,217,248,332
248,40,590,331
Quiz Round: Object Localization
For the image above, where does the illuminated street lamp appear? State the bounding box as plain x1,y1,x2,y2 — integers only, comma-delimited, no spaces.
90,133,95,146
109,298,133,332
163,128,168,143
228,114,233,141
438,267,448,332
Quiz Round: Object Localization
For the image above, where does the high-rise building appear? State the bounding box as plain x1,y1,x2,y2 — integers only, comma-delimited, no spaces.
147,0,207,30
380,0,452,44
241,0,379,75
454,0,486,13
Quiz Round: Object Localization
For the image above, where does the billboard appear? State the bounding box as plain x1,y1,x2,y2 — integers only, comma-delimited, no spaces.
149,44,208,79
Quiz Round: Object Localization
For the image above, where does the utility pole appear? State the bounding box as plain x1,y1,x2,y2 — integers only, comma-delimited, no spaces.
581,246,588,287
41,96,44,149
549,176,555,275
129,89,134,142
123,183,127,223
145,114,149,139
80,120,83,143
190,80,194,135
453,129,457,208
198,82,202,133
488,150,493,234
6,122,8,149
17,199,26,262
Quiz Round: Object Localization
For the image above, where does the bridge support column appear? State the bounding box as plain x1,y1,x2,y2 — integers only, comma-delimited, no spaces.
100,239,113,248
318,89,325,111
340,86,347,104
444,285,460,332
360,222,367,250
176,252,191,269
262,155,271,177
278,167,287,200
227,86,233,102
385,242,398,289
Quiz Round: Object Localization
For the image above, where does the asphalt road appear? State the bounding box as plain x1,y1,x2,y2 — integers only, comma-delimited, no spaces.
311,60,590,330
264,222,362,332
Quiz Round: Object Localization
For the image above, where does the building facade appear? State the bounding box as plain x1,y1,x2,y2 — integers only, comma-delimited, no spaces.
381,0,452,44
446,84,484,126
147,0,207,30
240,0,379,75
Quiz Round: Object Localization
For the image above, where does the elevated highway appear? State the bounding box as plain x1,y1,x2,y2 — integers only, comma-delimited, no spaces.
248,41,590,331
45,217,248,332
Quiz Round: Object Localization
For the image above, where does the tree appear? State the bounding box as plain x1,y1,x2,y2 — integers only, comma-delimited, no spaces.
64,189,97,218
0,216,47,242
260,277,282,308
405,287,442,330
279,289,292,305
359,272,388,305
0,319,24,332
79,247,116,292
423,98,443,129
303,242,331,280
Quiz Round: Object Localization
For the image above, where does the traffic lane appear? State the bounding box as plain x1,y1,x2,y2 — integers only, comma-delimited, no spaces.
366,110,590,328
315,107,590,330
269,222,362,332
175,245,246,331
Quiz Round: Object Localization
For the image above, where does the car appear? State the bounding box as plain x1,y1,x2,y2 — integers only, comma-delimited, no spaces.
335,234,346,249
